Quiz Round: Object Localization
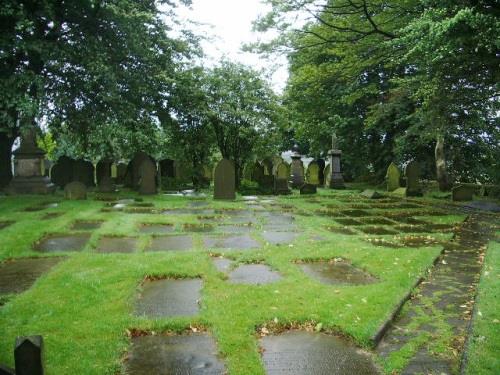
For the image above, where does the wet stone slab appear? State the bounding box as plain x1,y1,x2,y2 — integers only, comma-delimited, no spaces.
135,278,202,317
182,223,214,232
324,226,357,235
212,258,233,272
358,226,398,235
334,218,364,226
340,209,371,217
262,231,299,245
187,200,209,207
300,260,377,285
71,220,104,231
217,224,253,233
260,331,380,375
359,217,396,226
138,224,174,234
126,333,225,375
0,257,64,295
203,235,260,250
34,233,91,252
229,264,281,284
146,235,194,252
96,236,137,253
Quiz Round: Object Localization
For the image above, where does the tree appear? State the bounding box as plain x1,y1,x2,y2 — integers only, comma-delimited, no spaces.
205,61,283,187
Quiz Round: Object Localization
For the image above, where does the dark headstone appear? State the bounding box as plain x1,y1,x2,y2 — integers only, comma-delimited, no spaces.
72,160,94,187
316,158,326,185
15,335,44,375
50,156,74,188
361,189,383,199
159,159,175,178
386,162,400,192
0,364,15,375
64,181,87,200
138,159,157,195
251,162,264,183
300,183,317,195
115,162,128,185
327,149,345,189
452,185,475,201
405,161,422,196
213,159,235,200
290,144,304,188
126,152,153,189
96,160,115,193
274,163,289,194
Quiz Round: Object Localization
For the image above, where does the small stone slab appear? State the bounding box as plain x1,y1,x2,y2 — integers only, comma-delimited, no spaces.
0,221,14,230
135,278,202,317
126,333,225,374
299,260,377,285
359,217,395,226
262,231,298,245
71,220,104,231
358,226,398,235
139,224,174,234
325,226,357,235
212,258,233,273
0,257,64,295
96,236,137,253
229,264,281,284
146,235,193,252
361,189,384,199
334,218,363,226
217,224,252,233
182,223,214,232
260,331,379,375
203,235,260,250
340,209,370,217
34,233,90,252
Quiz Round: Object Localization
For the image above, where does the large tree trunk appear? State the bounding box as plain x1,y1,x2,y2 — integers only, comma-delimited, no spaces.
435,134,451,191
234,161,242,190
0,131,16,189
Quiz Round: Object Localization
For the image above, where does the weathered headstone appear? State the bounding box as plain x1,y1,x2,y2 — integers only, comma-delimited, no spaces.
386,162,401,192
306,161,320,185
15,335,44,375
290,144,304,188
50,156,74,188
159,159,175,178
300,183,317,195
452,185,475,201
405,161,422,196
316,158,326,185
64,181,87,200
72,160,94,187
96,160,115,193
327,151,345,189
6,129,55,194
125,152,152,189
361,189,383,199
115,162,128,185
213,159,235,200
274,162,290,195
138,159,157,195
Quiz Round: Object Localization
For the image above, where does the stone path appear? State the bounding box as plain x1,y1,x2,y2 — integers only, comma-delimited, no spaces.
376,214,496,374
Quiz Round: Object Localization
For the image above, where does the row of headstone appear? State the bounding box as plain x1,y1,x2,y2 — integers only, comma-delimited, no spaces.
386,161,422,196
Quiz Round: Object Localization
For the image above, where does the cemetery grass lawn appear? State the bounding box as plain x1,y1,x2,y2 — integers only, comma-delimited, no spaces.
0,191,466,374
465,237,500,375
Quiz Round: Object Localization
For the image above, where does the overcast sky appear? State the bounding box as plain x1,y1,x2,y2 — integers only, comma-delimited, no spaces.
174,0,289,92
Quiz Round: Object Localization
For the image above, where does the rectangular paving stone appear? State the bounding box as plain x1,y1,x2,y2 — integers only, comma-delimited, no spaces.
96,236,138,253
299,260,377,285
138,224,174,234
34,233,91,253
203,234,260,250
71,220,104,231
146,235,194,252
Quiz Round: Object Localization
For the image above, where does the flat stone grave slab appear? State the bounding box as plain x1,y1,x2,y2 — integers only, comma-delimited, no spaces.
260,331,379,375
198,215,224,224
124,207,157,214
34,233,91,252
41,212,63,220
262,223,298,232
394,225,433,234
398,235,442,247
229,264,281,284
262,231,299,245
217,224,253,233
203,234,260,250
299,260,377,285
390,216,428,225
339,209,371,217
146,235,194,252
263,213,295,225
126,333,225,375
334,218,364,226
182,223,214,233
187,200,209,207
228,215,258,224
0,221,14,230
0,257,64,295
212,258,233,273
162,208,215,215
71,220,104,231
359,217,396,226
214,209,249,216
139,224,174,234
96,236,137,253
358,226,398,235
324,226,357,235
135,278,202,317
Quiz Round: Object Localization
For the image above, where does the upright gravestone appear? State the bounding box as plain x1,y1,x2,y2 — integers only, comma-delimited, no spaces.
96,160,115,193
64,181,87,200
115,162,128,185
214,159,235,200
300,183,317,195
159,159,175,178
324,163,331,188
126,152,152,189
386,162,401,192
405,161,422,196
306,161,320,185
274,162,290,195
327,134,345,189
73,160,95,187
262,158,274,176
50,156,75,188
290,144,304,188
316,158,326,185
138,159,157,195
6,129,55,195
15,335,44,375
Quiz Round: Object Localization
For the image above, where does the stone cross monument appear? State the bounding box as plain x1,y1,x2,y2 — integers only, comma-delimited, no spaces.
327,132,345,189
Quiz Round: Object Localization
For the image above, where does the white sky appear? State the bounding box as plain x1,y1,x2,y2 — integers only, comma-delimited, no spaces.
174,0,289,92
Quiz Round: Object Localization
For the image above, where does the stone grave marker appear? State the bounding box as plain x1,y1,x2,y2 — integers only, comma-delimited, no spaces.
290,144,304,188
115,162,128,185
306,161,320,185
405,161,422,196
71,220,103,231
96,160,115,193
34,233,90,252
138,158,157,195
386,162,401,192
229,264,281,284
50,156,74,188
146,235,193,252
299,260,377,285
274,162,290,195
96,236,137,253
213,159,235,200
64,181,87,200
15,335,45,375
203,234,259,250
126,152,153,189
299,183,317,195
452,185,475,201
316,158,326,185
361,189,383,199
73,159,95,187
323,163,330,187
262,231,298,245
135,278,202,317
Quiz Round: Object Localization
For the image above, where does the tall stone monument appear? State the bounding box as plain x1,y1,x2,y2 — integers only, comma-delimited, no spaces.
327,133,345,189
405,161,422,196
386,162,401,192
6,128,55,194
213,158,235,200
290,144,304,188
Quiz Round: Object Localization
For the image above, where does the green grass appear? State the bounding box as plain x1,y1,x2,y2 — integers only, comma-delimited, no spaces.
465,237,500,375
0,189,467,374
